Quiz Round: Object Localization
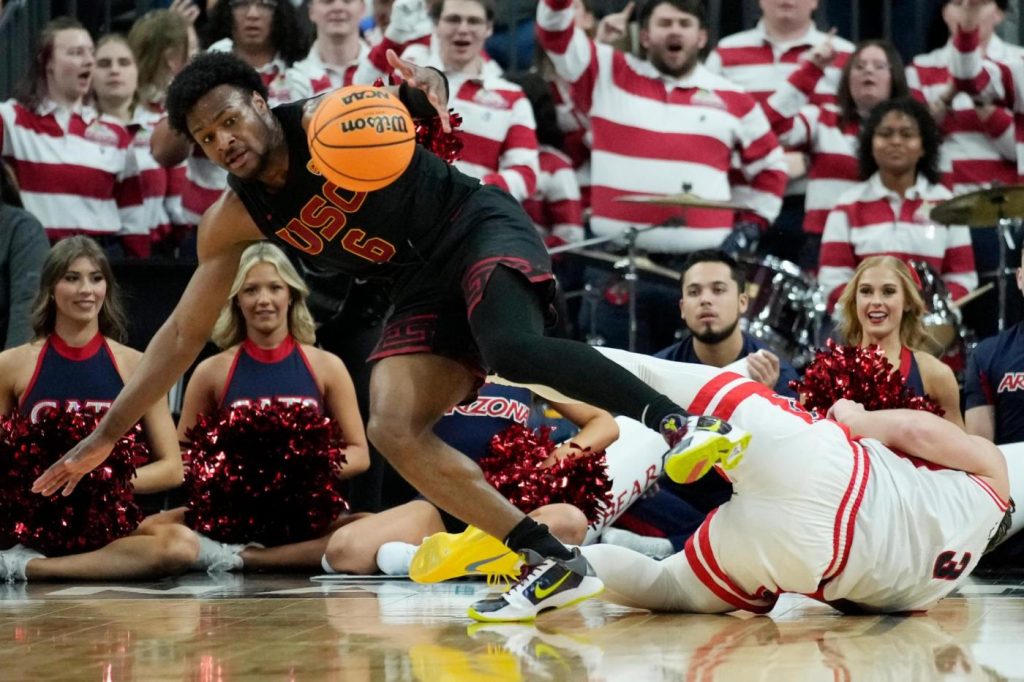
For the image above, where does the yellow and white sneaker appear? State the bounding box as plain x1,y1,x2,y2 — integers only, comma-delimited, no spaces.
410,525,520,584
661,415,750,484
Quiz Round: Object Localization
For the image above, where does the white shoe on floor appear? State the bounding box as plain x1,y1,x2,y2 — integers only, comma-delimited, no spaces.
0,544,44,582
376,541,417,576
192,534,248,573
600,528,674,560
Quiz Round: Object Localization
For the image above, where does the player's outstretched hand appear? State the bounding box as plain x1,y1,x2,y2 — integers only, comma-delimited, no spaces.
386,49,452,133
32,431,116,497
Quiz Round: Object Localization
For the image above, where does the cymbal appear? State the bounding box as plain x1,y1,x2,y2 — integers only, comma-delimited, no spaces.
564,249,680,280
930,185,1024,226
616,192,747,211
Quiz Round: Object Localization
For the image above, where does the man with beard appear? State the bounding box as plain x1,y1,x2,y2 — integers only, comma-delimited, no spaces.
536,0,787,352
601,249,796,560
656,250,797,394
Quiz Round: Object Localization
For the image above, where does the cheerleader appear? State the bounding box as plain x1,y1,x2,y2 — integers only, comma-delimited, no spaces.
0,236,196,581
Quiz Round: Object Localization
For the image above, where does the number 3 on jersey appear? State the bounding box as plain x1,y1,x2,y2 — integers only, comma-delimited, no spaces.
274,182,396,263
932,551,972,581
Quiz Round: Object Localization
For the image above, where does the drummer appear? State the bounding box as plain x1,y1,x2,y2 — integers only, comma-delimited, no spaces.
654,249,798,396
817,97,977,314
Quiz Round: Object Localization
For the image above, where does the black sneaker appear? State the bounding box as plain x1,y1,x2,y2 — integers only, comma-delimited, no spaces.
468,548,604,622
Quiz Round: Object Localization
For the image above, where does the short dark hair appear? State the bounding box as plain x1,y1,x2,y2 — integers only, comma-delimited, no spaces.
430,0,496,23
679,249,746,290
858,97,942,184
836,40,908,125
165,51,269,137
638,0,705,28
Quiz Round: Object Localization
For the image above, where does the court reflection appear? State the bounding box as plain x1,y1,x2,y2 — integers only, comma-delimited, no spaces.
0,584,1014,681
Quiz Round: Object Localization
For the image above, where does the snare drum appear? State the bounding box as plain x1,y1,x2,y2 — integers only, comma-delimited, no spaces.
738,256,823,366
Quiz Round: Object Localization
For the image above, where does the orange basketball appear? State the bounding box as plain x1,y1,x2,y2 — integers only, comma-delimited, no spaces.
307,85,416,192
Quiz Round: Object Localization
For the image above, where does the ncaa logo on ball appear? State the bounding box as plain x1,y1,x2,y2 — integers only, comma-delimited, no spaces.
340,89,391,106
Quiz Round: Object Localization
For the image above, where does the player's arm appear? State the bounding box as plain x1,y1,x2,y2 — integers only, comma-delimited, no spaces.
316,349,370,479
32,193,262,497
829,399,1008,499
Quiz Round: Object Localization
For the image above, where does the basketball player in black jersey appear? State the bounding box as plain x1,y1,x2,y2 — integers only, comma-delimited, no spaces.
34,51,750,621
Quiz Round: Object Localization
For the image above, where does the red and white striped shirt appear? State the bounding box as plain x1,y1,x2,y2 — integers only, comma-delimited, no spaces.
705,20,853,110
908,36,1020,195
353,33,500,86
818,173,977,311
0,99,145,243
761,60,862,235
707,21,852,197
105,106,174,258
946,29,1024,184
182,40,296,225
536,0,787,253
286,40,372,100
397,44,539,202
522,145,584,245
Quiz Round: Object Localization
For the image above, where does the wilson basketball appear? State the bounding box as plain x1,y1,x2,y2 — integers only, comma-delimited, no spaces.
307,85,416,192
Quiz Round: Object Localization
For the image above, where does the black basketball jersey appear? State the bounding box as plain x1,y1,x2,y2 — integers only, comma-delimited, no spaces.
229,101,480,281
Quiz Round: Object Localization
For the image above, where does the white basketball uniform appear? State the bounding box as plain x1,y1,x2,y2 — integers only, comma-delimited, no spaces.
523,349,1010,614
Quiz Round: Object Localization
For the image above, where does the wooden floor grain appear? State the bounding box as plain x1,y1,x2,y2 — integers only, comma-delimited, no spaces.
1,573,1021,680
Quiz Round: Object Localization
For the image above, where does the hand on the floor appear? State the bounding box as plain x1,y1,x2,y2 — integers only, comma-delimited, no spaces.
32,431,115,497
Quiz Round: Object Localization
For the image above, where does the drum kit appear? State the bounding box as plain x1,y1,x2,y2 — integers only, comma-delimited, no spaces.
551,185,1024,369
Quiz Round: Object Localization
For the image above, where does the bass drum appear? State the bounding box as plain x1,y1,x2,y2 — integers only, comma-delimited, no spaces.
738,256,823,369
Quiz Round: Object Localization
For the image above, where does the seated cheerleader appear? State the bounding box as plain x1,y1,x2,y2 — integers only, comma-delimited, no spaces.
173,242,370,572
831,255,963,426
321,382,619,579
0,236,197,581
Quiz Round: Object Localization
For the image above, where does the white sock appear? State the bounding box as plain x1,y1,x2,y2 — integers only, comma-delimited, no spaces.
321,554,338,574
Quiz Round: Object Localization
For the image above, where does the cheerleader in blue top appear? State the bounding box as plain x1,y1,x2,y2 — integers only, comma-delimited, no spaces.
169,243,370,571
835,255,963,427
0,236,197,581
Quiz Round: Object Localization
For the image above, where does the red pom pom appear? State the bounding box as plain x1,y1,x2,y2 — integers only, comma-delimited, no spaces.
790,340,944,416
183,401,349,545
414,111,464,164
478,424,613,524
0,407,144,556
